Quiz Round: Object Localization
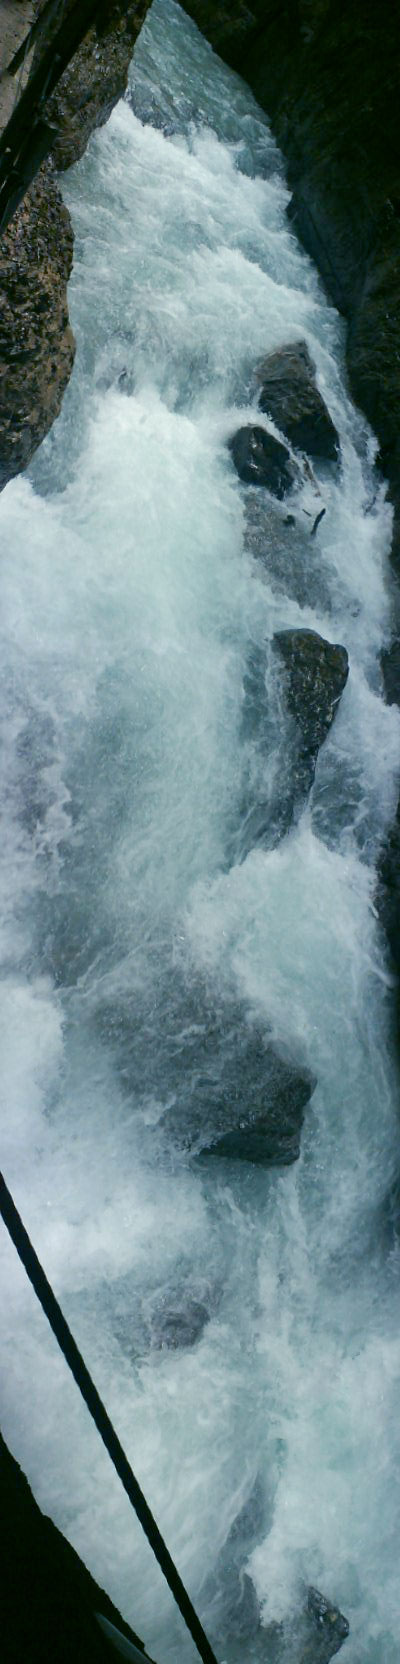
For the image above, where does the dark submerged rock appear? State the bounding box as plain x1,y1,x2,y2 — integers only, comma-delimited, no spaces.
111,1262,218,1363
92,969,315,1170
202,1477,265,1648
243,494,332,611
256,341,340,462
150,1296,210,1350
229,424,299,498
162,1017,315,1167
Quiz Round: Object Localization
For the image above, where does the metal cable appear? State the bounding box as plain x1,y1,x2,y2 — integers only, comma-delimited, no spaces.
0,1169,219,1664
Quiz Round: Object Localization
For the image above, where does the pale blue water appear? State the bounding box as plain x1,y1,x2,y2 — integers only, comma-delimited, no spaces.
1,5,400,1662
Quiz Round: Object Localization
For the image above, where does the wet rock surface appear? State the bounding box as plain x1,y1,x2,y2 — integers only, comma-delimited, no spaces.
266,1585,350,1664
273,628,349,757
161,1009,315,1167
150,1297,209,1349
44,0,152,171
304,1587,350,1661
112,1269,216,1360
0,1,151,490
256,341,340,463
203,1477,266,1649
273,627,348,821
87,967,315,1171
229,425,300,498
234,631,349,860
243,493,332,610
0,162,75,490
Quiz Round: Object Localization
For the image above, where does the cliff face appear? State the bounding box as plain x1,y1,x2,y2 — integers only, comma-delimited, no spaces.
0,0,150,490
39,0,151,170
0,162,75,489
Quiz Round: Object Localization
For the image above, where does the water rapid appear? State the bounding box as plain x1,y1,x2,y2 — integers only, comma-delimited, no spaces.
1,4,400,1661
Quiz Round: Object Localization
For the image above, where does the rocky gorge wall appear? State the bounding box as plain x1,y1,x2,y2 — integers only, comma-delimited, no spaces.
0,0,151,489
1,4,399,1656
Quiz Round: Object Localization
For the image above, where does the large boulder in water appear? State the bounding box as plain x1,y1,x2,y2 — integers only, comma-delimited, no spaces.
229,424,300,498
272,628,349,812
233,631,349,860
256,341,340,463
162,1012,315,1166
301,1587,350,1662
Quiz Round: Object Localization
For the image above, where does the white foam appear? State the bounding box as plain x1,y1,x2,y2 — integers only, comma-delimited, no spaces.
0,4,399,1662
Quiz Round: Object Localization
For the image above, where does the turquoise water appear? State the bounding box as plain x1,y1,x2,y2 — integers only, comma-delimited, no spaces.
1,5,400,1660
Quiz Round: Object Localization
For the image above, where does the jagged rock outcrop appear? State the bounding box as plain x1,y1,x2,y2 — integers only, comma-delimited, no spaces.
0,1431,152,1664
273,628,349,758
0,0,150,491
229,424,300,498
235,631,349,860
304,1586,350,1663
273,626,349,818
266,1584,350,1663
42,0,152,170
256,341,340,463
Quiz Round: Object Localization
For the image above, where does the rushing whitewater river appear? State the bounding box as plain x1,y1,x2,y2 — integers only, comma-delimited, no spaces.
1,4,400,1661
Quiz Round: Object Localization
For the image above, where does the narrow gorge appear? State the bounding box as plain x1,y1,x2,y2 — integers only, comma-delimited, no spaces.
1,5,400,1664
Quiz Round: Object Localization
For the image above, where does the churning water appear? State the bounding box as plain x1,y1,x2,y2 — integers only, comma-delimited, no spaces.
1,3,400,1660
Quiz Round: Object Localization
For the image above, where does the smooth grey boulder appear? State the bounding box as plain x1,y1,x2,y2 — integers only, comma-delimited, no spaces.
256,341,340,463
162,1016,315,1167
229,424,300,498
